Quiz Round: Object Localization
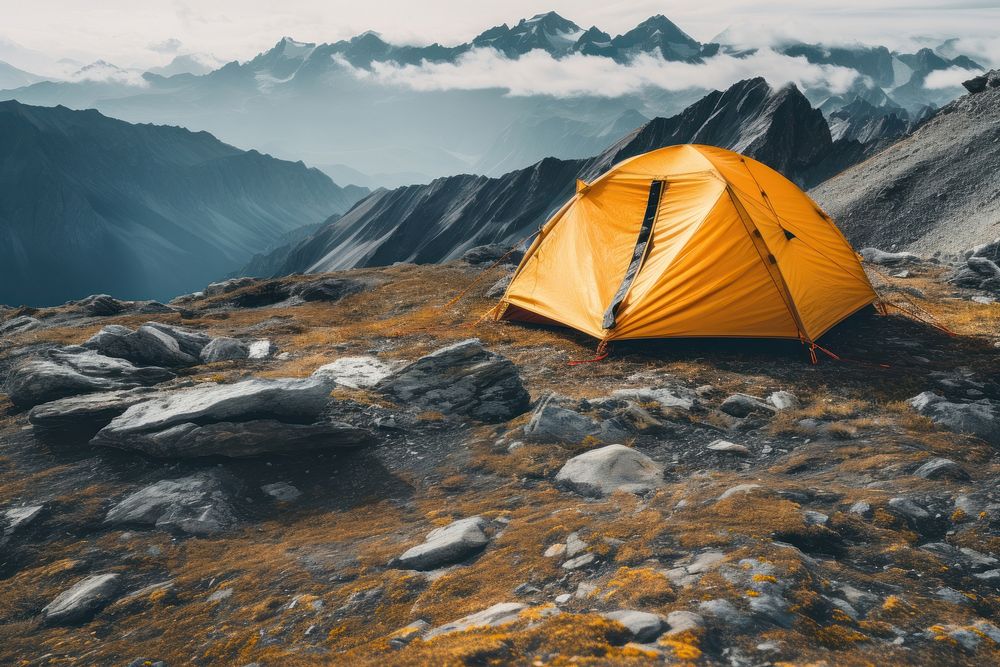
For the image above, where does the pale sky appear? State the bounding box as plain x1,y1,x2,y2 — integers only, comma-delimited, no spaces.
2,0,999,75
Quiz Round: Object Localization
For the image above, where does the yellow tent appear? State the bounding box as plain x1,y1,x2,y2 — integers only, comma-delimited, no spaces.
494,144,876,352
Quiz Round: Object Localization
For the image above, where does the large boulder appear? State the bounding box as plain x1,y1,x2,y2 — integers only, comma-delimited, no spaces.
461,244,524,266
909,392,1000,445
376,339,530,423
0,315,41,335
105,472,239,535
5,348,174,408
90,377,374,457
42,573,121,625
395,516,490,570
555,444,664,497
83,323,209,367
962,70,1000,94
75,294,127,316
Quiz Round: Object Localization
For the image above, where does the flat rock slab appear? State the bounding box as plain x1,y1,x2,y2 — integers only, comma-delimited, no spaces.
376,338,529,423
92,377,333,449
105,472,239,536
396,516,490,570
425,602,526,639
6,348,174,408
312,356,395,389
3,504,44,535
101,418,374,458
42,573,121,625
612,385,697,411
555,444,664,497
28,387,163,431
602,610,666,643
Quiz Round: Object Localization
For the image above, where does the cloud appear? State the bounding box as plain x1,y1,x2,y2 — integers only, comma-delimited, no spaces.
69,61,149,87
923,66,976,89
149,37,183,53
340,47,861,98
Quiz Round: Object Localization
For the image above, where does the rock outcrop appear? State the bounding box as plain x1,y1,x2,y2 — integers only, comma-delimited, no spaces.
376,339,530,423
105,472,239,535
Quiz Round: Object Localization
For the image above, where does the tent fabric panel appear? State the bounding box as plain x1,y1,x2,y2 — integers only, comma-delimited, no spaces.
610,193,799,340
500,174,661,338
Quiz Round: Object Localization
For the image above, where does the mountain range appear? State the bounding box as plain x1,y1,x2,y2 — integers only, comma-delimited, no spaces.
245,77,895,277
0,12,984,186
0,101,366,306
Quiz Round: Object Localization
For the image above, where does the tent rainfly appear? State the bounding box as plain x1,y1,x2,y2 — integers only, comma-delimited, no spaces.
494,144,877,358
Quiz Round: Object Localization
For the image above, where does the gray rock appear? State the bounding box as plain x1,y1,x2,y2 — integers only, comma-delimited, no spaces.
698,599,746,626
611,385,697,411
290,277,366,302
2,504,44,535
126,659,166,667
718,484,761,500
555,444,664,497
485,274,513,298
665,610,704,636
105,472,239,536
199,338,249,363
42,573,121,624
720,393,775,418
561,553,597,570
247,339,276,359
803,510,830,526
261,482,302,502
91,377,349,456
767,391,799,410
565,532,588,557
963,70,1000,94
749,592,793,627
523,394,627,444
0,315,41,335
76,294,127,316
425,602,526,639
913,457,970,481
887,497,932,529
849,501,873,518
909,391,1000,445
105,416,372,458
311,356,394,389
603,610,666,642
396,517,490,570
389,620,430,649
28,387,163,431
461,244,524,266
376,339,530,423
966,256,1000,278
706,439,750,455
83,323,205,367
860,247,920,266
6,348,174,408
204,277,257,297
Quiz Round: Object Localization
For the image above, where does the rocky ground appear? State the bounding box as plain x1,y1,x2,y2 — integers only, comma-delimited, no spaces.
1,251,1000,666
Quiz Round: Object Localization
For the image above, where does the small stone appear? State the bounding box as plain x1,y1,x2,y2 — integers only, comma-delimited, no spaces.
396,517,490,570
767,391,798,410
913,457,970,481
544,544,566,558
706,439,750,455
720,393,774,418
603,610,666,642
718,484,761,500
207,587,233,602
849,501,873,518
803,510,829,526
425,602,525,639
554,593,572,605
686,551,725,574
562,553,596,570
388,620,430,648
665,610,704,636
42,573,122,624
261,482,302,502
2,505,44,535
247,339,276,359
565,532,588,557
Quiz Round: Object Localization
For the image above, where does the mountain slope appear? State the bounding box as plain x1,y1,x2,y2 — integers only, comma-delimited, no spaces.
0,101,367,305
253,79,876,276
810,73,1000,253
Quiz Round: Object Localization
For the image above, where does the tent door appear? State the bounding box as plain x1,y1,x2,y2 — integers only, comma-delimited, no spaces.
602,179,666,330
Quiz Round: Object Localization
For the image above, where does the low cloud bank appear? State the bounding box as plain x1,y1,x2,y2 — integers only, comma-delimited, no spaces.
341,47,861,98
